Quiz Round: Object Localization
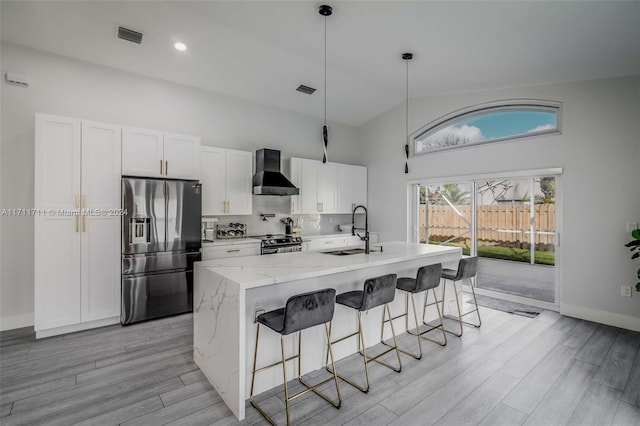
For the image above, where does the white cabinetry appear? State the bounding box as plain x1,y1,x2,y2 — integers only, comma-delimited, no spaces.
201,147,253,216
337,163,367,213
290,158,337,214
202,241,261,260
35,114,121,337
122,127,200,179
306,236,348,251
304,233,379,252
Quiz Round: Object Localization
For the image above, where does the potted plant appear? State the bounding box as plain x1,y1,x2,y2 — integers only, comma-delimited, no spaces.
625,228,640,292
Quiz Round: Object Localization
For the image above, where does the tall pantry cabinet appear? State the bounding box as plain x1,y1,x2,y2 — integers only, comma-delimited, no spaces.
34,114,122,338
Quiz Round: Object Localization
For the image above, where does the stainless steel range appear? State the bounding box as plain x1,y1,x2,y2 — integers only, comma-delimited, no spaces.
256,234,303,255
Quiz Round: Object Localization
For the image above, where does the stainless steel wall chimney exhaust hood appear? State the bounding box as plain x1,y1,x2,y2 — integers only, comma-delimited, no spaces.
252,149,299,196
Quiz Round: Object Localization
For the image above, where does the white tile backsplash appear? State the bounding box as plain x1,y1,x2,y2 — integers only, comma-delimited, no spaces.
203,196,354,236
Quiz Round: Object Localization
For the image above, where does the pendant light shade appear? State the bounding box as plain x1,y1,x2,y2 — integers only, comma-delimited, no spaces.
319,4,332,163
403,52,413,174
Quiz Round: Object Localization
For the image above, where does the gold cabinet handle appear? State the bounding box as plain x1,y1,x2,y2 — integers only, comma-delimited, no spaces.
165,160,168,176
82,195,87,208
75,194,80,208
82,215,86,232
75,216,79,233
227,201,230,214
226,249,240,253
160,160,163,175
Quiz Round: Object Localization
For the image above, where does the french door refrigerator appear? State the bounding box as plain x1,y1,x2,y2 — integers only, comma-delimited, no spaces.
121,178,201,325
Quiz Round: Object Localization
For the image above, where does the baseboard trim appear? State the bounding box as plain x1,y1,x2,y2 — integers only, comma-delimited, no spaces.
1,313,34,331
35,317,121,339
560,303,640,332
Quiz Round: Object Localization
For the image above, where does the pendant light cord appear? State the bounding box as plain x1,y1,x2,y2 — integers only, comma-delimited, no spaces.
324,14,327,127
406,56,409,150
319,5,332,163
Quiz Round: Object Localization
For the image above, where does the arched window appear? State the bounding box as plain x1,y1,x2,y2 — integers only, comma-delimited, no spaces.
413,100,561,155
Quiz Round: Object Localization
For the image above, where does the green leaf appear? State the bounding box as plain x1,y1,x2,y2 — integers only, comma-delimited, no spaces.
632,228,640,239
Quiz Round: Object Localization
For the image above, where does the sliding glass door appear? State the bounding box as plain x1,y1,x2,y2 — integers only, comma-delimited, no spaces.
415,174,557,305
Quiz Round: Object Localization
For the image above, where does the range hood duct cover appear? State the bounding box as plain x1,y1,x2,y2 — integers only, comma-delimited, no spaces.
252,149,299,196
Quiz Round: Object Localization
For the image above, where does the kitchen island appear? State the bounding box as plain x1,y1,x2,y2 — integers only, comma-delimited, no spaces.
193,242,461,420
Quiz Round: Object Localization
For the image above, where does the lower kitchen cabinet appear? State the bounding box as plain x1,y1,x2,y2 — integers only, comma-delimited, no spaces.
202,242,261,260
304,233,379,252
306,236,348,251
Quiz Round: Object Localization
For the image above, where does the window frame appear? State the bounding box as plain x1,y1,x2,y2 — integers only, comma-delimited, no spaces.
412,99,562,156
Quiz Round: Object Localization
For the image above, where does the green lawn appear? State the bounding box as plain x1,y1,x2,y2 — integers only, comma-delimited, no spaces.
431,242,555,266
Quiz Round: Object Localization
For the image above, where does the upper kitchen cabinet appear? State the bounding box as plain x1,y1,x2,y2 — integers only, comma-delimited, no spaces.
163,132,201,180
337,163,367,213
290,158,337,214
122,127,200,180
201,147,252,216
35,114,121,337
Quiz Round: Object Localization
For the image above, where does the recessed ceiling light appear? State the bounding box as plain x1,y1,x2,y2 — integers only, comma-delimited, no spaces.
174,42,187,52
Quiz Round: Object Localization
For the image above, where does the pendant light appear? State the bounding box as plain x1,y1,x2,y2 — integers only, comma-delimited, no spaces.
402,52,413,174
319,4,332,163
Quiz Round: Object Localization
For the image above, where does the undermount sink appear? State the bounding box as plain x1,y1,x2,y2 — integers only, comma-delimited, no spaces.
323,248,367,256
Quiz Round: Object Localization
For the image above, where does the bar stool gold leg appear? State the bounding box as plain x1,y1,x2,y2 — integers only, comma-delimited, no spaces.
424,288,448,346
281,335,291,426
377,304,403,371
358,312,372,391
324,323,342,406
408,293,423,358
383,293,423,359
452,277,482,328
439,278,464,337
250,324,261,404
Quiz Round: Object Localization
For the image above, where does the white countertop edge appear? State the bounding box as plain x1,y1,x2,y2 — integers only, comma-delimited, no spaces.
197,242,461,291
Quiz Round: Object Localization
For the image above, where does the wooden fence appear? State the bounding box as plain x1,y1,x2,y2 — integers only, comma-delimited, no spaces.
420,204,555,250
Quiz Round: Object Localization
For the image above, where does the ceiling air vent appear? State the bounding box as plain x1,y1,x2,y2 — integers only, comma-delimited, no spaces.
117,26,143,45
296,84,316,95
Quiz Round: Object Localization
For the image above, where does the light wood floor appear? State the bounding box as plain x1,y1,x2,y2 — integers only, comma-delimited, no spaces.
1,307,639,425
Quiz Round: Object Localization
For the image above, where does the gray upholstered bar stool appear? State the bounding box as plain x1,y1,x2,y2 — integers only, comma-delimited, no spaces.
440,256,481,337
326,273,401,393
250,288,341,426
383,263,447,360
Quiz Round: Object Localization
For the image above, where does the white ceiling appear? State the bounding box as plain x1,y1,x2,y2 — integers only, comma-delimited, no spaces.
2,1,639,127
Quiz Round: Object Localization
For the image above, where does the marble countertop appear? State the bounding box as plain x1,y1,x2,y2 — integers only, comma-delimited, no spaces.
196,242,461,290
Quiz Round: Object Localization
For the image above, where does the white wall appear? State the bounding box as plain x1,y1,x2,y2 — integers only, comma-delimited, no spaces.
0,42,361,330
361,76,640,330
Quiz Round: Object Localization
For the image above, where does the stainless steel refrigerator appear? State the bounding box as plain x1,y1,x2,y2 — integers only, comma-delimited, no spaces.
121,178,201,325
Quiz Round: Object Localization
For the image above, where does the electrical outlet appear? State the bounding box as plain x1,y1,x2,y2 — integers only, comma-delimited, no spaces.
621,286,632,297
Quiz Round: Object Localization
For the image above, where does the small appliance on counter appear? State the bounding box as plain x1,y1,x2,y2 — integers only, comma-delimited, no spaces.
203,219,217,241
281,217,294,235
216,223,247,239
